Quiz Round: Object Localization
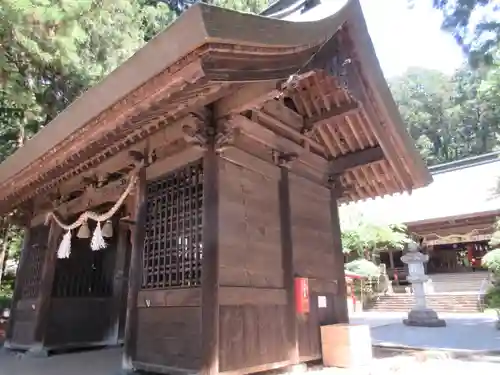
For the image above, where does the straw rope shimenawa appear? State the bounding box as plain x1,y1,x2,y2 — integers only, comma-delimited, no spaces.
45,163,142,259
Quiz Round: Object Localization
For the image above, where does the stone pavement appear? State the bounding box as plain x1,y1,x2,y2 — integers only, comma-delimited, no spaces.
1,312,499,375
0,347,121,375
350,311,500,352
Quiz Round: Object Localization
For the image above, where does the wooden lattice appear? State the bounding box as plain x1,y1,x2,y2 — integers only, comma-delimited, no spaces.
142,160,204,289
52,222,116,298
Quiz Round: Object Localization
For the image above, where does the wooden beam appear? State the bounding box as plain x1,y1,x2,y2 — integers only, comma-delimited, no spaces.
214,81,280,118
44,115,199,197
261,100,304,131
253,110,326,155
226,114,328,174
329,146,384,174
223,129,327,187
305,101,359,131
32,178,132,226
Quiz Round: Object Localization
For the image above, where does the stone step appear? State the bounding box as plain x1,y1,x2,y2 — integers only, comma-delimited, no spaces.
367,294,480,313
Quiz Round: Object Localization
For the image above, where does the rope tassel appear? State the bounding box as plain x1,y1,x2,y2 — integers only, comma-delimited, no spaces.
91,222,107,251
57,230,72,259
44,167,141,258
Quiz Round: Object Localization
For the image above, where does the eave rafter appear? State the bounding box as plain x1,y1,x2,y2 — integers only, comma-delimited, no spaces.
215,69,405,202
329,146,384,175
303,100,359,135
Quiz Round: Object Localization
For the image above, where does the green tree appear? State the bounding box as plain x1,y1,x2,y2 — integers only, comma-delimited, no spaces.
389,67,455,165
340,209,409,261
389,64,500,165
415,0,500,66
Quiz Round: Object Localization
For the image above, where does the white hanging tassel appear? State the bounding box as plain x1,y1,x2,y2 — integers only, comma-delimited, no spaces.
57,230,72,259
91,221,107,251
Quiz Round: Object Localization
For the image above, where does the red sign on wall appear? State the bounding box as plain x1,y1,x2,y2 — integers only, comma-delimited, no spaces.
294,277,310,314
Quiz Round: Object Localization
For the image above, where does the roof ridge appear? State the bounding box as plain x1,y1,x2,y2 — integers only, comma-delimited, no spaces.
430,150,500,175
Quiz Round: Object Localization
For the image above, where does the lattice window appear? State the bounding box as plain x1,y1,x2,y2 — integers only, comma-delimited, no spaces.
52,220,117,298
20,225,49,299
143,159,203,289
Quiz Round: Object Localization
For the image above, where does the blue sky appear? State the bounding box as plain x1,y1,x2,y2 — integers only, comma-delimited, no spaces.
286,0,465,78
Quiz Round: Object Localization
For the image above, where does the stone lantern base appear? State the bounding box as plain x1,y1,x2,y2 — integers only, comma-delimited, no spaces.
403,308,446,327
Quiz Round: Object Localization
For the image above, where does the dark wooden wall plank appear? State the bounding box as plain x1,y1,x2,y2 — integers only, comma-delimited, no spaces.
217,152,292,374
137,288,201,308
289,173,345,359
33,220,63,350
219,305,289,373
135,306,202,370
44,298,114,347
278,166,299,365
218,159,283,289
5,223,33,345
219,287,286,306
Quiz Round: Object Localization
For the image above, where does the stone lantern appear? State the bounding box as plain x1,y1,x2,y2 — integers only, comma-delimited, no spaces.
401,242,446,327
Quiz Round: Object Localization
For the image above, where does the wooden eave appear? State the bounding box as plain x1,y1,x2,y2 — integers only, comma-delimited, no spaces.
0,0,430,215
407,209,500,231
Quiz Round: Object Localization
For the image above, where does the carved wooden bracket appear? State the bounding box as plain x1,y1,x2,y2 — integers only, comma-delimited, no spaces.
182,122,237,153
327,173,348,198
272,150,299,169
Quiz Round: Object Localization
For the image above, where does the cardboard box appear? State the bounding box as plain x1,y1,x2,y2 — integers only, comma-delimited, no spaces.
320,324,372,368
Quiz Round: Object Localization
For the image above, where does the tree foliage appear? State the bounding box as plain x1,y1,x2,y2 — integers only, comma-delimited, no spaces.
340,209,410,260
389,62,500,165
486,219,500,277
425,0,500,66
345,259,381,278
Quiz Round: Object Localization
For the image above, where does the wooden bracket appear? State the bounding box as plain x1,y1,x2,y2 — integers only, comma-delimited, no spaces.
272,150,299,169
327,173,348,198
214,126,238,153
214,81,282,118
183,121,238,154
182,124,210,151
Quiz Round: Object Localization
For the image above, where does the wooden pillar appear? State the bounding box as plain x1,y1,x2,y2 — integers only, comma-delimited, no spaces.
109,220,130,345
278,163,299,364
389,249,395,269
122,166,147,372
201,132,220,375
31,219,62,354
5,215,32,344
329,185,349,324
